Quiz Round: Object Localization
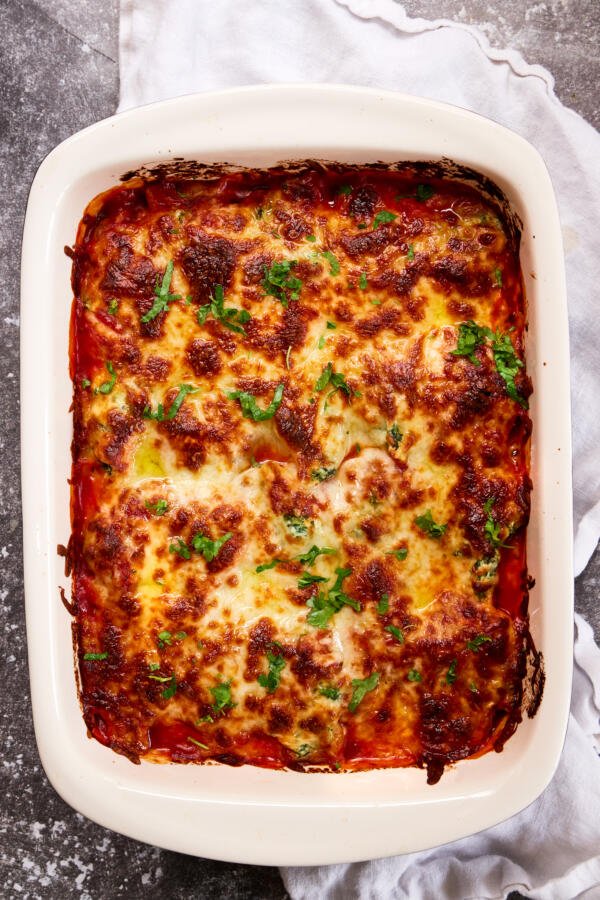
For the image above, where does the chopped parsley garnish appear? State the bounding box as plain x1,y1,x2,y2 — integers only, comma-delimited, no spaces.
387,547,408,561
228,384,284,421
483,497,513,549
295,743,313,757
254,207,264,220
386,625,404,643
452,321,527,407
452,320,488,366
314,362,356,401
446,659,458,685
406,244,415,261
155,629,186,648
143,383,198,421
141,260,181,323
169,538,191,560
261,260,302,307
161,675,177,700
388,422,403,449
466,634,493,652
148,673,172,683
359,272,368,290
174,631,187,640
83,652,108,661
318,684,340,700
197,284,251,335
257,650,286,693
416,183,435,201
348,672,379,713
298,571,329,589
311,466,337,482
283,514,308,536
373,210,397,229
94,361,117,395
187,737,209,750
326,321,337,329
337,184,353,196
148,662,161,671
306,567,360,629
255,558,282,573
469,681,479,693
81,377,91,389
490,330,527,408
191,531,232,562
376,593,389,614
321,251,340,276
415,510,447,539
107,298,119,315
306,234,317,242
145,499,168,516
296,545,335,567
210,680,234,713
494,268,503,287
407,668,422,682
318,335,326,350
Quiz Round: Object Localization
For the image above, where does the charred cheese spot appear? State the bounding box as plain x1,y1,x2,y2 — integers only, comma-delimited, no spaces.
70,165,534,779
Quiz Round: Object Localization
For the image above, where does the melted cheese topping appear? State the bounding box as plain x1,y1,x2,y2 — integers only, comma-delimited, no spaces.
69,166,533,782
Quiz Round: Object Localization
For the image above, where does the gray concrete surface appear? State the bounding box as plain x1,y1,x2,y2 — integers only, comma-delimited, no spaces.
1,0,598,897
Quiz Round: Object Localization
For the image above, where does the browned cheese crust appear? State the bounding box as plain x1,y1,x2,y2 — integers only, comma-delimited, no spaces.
68,165,534,782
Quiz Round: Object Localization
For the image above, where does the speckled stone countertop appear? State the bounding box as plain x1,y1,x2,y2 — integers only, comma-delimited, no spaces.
2,1,598,897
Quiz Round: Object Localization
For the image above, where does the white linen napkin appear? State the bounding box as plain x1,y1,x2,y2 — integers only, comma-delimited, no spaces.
118,2,600,896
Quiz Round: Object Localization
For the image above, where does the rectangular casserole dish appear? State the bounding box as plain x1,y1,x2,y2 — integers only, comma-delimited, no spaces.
21,84,573,866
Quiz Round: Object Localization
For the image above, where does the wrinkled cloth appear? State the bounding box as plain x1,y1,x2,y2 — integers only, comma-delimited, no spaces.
118,2,600,897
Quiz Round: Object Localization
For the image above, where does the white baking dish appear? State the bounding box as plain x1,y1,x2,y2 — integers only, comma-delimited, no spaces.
20,85,573,866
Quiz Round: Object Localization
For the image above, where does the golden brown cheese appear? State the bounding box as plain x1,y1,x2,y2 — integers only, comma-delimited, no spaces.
68,164,535,783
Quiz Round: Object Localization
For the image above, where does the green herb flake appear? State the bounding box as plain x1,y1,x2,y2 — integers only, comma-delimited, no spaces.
321,250,340,276
416,184,435,201
94,361,117,395
306,567,360,629
81,378,91,389
483,497,513,550
469,681,479,693
283,514,308,537
407,668,422,683
298,571,329,589
145,499,168,516
387,547,408,561
326,321,337,330
406,244,415,261
141,260,181,323
494,267,503,287
148,674,172,684
169,538,190,560
157,630,173,648
358,272,368,290
107,298,119,315
143,383,198,422
306,234,317,242
445,659,458,685
311,466,337,483
161,676,178,700
388,422,403,449
376,593,389,615
337,184,353,196
386,625,404,643
257,651,286,693
83,652,108,661
174,631,187,641
490,330,528,408
314,362,355,401
192,531,232,562
148,662,161,671
348,672,380,713
466,634,493,652
318,335,326,350
318,683,340,700
452,320,489,366
415,510,447,539
296,545,335,567
228,384,284,421
197,284,251,335
261,260,302,307
210,680,235,713
373,210,397,229
255,558,282,573
187,737,209,750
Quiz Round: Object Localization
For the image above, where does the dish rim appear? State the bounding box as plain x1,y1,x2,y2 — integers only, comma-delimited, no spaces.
20,83,573,866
